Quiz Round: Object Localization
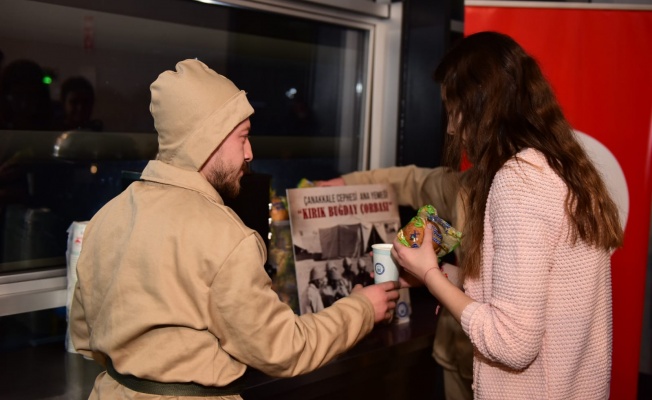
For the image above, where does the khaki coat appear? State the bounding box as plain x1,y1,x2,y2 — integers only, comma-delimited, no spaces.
71,160,374,399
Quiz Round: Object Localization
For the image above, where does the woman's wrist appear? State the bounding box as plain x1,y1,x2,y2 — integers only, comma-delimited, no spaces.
423,266,439,292
423,266,439,283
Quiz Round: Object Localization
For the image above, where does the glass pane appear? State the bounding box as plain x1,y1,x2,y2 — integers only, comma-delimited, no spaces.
0,0,369,273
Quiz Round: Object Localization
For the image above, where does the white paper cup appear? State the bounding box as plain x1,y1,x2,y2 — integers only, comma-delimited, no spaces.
394,287,411,324
372,243,399,323
372,243,399,283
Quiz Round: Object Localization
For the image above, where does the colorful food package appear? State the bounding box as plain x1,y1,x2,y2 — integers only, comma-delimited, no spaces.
270,195,289,221
397,205,462,257
297,178,315,188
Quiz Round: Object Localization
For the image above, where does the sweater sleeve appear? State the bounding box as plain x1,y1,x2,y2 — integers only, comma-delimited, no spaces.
207,234,375,378
461,158,560,370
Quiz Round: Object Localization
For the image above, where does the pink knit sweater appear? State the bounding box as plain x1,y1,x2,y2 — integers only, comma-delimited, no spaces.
461,149,612,399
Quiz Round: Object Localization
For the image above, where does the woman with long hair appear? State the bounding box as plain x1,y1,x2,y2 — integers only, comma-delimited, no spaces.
392,31,623,399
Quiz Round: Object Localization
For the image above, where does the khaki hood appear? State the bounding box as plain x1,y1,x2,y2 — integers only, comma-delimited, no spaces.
149,59,254,171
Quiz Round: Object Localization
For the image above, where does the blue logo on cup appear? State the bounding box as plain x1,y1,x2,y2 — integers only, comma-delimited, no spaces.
375,262,385,275
397,302,409,318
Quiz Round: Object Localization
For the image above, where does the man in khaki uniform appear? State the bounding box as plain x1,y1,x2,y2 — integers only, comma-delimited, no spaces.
317,166,473,400
70,59,400,399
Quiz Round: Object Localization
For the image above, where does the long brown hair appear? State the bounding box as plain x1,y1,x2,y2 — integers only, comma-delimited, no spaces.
435,31,623,281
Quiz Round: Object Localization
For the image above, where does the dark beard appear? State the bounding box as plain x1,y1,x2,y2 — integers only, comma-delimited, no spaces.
204,161,247,199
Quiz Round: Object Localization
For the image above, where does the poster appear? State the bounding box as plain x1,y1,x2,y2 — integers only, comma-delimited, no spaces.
286,184,401,315
465,3,652,398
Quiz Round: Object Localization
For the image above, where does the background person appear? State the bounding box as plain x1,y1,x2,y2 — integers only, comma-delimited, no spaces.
353,258,374,288
392,31,623,400
55,76,102,131
307,265,328,313
341,257,356,292
317,167,472,400
326,263,351,302
320,259,348,307
0,58,52,130
71,59,400,399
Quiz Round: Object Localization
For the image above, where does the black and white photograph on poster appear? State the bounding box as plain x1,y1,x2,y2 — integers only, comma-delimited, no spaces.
286,184,401,315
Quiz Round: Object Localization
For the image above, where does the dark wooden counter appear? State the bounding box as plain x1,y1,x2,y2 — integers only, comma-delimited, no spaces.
0,288,442,400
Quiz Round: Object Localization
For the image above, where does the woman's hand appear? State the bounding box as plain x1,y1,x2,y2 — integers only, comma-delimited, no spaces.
393,224,473,323
391,223,440,284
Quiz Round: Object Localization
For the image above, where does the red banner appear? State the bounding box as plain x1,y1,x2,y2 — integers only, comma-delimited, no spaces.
465,4,652,400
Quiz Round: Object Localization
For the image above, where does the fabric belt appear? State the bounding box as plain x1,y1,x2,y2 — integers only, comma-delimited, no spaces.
105,358,247,397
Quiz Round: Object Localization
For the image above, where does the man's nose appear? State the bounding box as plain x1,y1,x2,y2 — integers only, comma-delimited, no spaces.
244,139,253,162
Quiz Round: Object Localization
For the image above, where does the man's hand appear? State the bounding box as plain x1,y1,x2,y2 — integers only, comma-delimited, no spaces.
314,177,345,187
353,281,400,323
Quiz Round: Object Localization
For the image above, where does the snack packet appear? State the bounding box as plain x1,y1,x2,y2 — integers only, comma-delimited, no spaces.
270,196,289,221
396,204,462,257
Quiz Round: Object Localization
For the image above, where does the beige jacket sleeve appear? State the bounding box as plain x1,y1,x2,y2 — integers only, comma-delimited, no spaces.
342,165,462,223
207,233,375,378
